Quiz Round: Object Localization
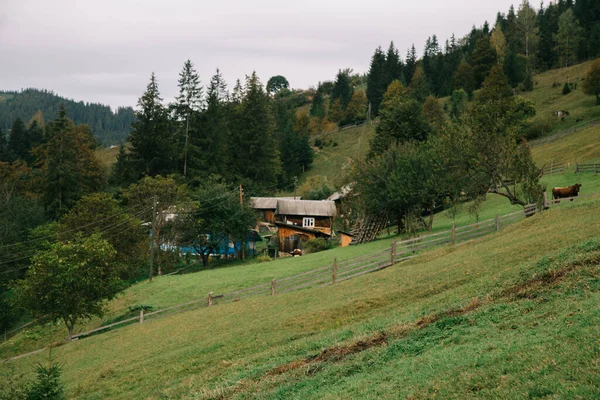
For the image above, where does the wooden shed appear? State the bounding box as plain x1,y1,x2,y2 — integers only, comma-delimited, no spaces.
275,222,331,253
339,231,354,247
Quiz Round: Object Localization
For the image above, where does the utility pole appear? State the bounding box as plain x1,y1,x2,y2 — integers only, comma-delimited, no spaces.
149,196,157,282
239,184,245,261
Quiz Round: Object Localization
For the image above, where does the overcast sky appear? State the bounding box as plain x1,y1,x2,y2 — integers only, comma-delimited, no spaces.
1,0,518,110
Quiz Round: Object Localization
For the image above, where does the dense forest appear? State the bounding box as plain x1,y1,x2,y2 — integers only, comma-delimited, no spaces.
0,89,135,145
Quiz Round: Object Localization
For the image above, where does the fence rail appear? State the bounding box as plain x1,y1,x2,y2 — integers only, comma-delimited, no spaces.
575,163,599,174
6,195,598,363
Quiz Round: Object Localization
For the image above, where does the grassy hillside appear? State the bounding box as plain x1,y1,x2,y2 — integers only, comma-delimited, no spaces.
95,145,120,173
532,122,600,165
301,123,376,186
523,60,600,134
2,197,600,398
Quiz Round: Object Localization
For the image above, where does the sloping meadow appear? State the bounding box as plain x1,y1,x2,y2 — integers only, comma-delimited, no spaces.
2,198,600,398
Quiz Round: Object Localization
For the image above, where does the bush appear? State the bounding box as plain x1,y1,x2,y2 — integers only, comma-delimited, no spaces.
563,82,571,95
27,360,65,400
256,254,272,263
525,119,553,140
303,238,332,254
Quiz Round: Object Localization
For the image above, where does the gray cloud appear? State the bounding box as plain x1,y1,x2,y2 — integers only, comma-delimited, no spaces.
1,0,517,109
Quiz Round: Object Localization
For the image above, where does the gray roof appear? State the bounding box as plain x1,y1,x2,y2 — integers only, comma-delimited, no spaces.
251,197,301,210
276,199,337,217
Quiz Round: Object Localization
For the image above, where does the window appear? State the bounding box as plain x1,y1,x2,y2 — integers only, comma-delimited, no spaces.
303,217,315,228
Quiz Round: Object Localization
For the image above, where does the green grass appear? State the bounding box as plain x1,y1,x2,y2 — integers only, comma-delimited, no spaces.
532,122,600,165
523,60,600,134
95,145,120,173
3,197,600,398
301,123,375,186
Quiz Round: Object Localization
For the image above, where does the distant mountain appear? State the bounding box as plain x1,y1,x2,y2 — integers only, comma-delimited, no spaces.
0,88,135,146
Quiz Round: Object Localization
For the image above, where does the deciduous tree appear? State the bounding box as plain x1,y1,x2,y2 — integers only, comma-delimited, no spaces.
583,59,600,104
18,234,121,341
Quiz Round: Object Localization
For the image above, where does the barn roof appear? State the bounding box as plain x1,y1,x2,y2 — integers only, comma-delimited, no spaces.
250,197,300,210
276,199,337,217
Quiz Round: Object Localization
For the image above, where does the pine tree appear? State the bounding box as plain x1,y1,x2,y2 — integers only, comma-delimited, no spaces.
41,107,105,218
110,143,135,186
405,45,418,85
175,60,202,177
230,72,281,192
537,3,556,70
331,70,353,110
472,36,498,87
310,84,326,119
7,117,27,161
0,127,7,161
384,42,403,87
366,47,387,116
454,62,476,98
128,73,176,178
190,69,230,179
479,65,513,103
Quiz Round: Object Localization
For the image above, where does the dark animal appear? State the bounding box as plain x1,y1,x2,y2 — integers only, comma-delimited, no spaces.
290,249,303,257
552,184,581,200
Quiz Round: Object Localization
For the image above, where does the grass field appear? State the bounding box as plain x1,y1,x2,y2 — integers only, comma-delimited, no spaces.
532,122,600,165
94,145,120,173
522,60,600,134
2,196,600,398
300,123,376,186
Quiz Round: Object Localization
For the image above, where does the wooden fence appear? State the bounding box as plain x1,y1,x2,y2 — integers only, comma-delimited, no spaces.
65,205,540,341
541,161,565,176
575,162,599,174
543,192,595,208
6,197,592,363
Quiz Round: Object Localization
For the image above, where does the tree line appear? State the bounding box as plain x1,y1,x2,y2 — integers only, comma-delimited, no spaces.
365,0,600,114
112,63,313,193
0,89,135,146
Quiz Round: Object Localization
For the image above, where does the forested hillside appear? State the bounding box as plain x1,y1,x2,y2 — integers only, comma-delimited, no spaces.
0,89,134,145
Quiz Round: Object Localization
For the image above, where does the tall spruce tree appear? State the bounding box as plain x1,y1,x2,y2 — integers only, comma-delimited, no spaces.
331,69,353,110
384,42,403,87
366,46,387,116
128,73,176,178
42,107,105,218
230,72,281,192
7,118,27,161
405,45,418,85
0,127,6,161
175,60,202,177
310,84,326,118
472,36,498,87
190,69,230,179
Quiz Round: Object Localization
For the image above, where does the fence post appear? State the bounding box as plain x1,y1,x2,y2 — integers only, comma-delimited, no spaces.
208,291,213,307
550,160,554,175
595,161,597,175
495,214,500,231
139,309,144,324
271,279,276,296
543,192,549,209
391,240,396,265
576,163,579,173
451,221,456,245
332,258,337,284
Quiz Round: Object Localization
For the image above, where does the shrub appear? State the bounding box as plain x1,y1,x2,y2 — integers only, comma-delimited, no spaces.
563,82,571,95
26,360,65,400
257,254,272,263
304,238,332,254
525,119,553,140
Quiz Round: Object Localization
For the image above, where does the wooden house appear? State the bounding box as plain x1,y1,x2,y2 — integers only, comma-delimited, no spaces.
251,197,300,224
274,199,337,252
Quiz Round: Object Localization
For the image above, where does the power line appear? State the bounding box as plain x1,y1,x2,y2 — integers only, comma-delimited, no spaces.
0,214,151,275
0,203,150,251
0,208,151,266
